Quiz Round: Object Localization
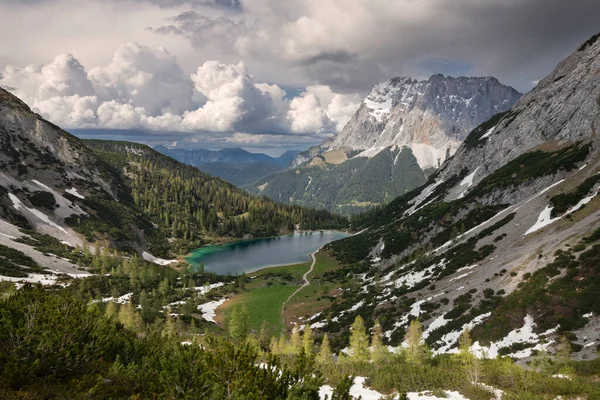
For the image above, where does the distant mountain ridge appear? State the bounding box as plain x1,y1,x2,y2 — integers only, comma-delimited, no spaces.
154,146,298,166
154,146,300,186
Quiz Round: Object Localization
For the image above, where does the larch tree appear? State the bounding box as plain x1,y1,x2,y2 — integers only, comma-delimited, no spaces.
457,329,482,384
349,315,370,362
104,300,118,320
404,320,428,365
371,319,389,362
302,324,315,357
228,305,250,343
288,324,302,355
316,333,333,366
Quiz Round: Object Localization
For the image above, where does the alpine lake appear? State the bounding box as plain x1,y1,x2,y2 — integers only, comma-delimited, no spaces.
186,231,349,275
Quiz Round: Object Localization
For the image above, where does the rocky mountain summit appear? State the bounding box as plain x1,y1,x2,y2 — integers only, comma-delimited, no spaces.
255,75,520,214
326,74,522,170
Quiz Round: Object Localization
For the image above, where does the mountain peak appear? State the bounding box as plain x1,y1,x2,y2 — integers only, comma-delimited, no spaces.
328,74,521,169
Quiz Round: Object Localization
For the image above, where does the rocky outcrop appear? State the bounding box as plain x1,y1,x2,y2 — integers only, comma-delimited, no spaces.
327,75,521,169
442,32,600,200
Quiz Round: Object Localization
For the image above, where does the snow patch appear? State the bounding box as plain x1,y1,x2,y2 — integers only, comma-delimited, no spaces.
198,298,226,323
66,188,85,199
525,188,599,235
142,251,178,266
434,313,491,354
9,193,67,233
470,315,554,359
480,125,496,140
194,282,225,295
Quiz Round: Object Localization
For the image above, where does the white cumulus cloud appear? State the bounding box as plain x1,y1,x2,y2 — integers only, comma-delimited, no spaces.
0,43,360,138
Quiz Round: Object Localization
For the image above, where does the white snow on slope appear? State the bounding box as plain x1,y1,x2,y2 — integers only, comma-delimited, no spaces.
471,315,556,359
434,313,491,355
319,377,471,400
524,205,560,235
525,188,599,235
407,391,469,400
66,188,85,199
460,167,480,188
198,298,226,323
194,282,225,295
457,167,480,198
423,314,449,339
8,193,67,233
142,251,178,266
31,180,52,191
349,300,365,312
0,273,59,286
480,126,496,140
97,292,133,304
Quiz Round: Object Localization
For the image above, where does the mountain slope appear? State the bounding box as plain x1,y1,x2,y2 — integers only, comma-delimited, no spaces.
303,32,600,360
250,147,427,214
0,88,347,281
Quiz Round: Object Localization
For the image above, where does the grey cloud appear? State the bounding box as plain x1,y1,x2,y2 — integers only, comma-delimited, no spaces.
149,0,600,94
298,51,358,66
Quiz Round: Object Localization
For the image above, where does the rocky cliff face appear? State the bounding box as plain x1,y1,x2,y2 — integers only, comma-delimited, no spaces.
327,75,521,169
439,35,600,199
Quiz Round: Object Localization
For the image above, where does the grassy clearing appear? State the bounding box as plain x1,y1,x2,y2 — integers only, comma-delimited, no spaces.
218,285,298,335
215,260,312,335
283,252,343,327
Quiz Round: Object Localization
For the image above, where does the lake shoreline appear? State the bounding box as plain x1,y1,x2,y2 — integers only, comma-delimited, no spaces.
185,230,348,275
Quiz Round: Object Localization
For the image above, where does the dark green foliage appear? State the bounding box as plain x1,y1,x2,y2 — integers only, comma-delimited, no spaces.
28,191,57,210
0,286,323,399
549,175,600,217
197,161,285,186
252,147,426,215
468,143,591,199
325,232,379,265
0,244,46,277
463,110,512,149
472,242,600,343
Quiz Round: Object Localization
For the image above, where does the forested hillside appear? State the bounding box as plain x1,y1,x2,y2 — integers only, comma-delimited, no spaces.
85,140,348,254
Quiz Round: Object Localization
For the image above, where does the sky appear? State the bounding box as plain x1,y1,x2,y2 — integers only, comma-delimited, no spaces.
0,0,599,155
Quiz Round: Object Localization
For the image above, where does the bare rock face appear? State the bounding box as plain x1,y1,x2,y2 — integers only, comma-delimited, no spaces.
442,32,600,199
326,75,521,169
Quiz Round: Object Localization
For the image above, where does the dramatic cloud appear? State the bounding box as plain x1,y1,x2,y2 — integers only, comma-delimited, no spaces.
1,0,599,151
0,44,359,139
151,0,600,93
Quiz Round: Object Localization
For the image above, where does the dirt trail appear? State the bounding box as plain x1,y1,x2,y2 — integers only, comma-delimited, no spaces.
281,246,321,326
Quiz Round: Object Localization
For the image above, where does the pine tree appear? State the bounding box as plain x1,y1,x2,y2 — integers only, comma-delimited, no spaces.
302,324,315,357
316,333,333,366
349,315,369,362
371,319,389,362
404,320,428,365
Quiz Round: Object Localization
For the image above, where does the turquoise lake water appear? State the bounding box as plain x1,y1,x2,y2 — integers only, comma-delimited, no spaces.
186,231,348,275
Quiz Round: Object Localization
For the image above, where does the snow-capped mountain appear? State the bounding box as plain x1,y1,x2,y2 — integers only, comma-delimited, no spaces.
327,75,522,169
